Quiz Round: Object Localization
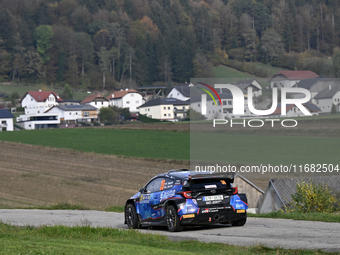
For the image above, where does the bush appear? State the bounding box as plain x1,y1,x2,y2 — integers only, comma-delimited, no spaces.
331,104,337,114
93,122,101,126
285,180,337,213
104,121,113,126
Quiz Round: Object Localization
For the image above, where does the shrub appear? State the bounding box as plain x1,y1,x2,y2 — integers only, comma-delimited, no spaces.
104,121,113,126
285,180,337,213
93,122,101,126
331,104,337,114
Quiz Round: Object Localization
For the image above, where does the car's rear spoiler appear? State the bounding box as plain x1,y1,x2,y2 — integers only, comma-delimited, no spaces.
182,172,234,187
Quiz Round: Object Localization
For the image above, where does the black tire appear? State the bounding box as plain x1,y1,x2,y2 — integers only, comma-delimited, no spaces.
232,215,247,227
166,205,183,232
125,203,140,229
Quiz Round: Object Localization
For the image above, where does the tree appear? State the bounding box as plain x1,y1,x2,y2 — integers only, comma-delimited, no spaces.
99,107,116,123
261,28,284,63
57,51,66,82
242,30,257,62
98,47,109,90
332,47,340,78
60,84,73,100
33,25,53,63
77,32,94,77
193,53,214,78
331,104,337,114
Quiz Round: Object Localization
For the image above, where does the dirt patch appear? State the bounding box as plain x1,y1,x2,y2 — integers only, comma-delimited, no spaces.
0,141,189,210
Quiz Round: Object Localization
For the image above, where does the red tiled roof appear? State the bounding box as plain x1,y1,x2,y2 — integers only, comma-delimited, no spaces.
273,71,319,80
81,94,108,103
107,89,138,100
21,91,63,103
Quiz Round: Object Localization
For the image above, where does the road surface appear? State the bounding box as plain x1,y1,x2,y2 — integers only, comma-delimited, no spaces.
0,209,339,252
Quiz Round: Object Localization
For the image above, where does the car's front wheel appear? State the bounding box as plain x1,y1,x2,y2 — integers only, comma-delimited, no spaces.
166,205,183,232
125,203,140,229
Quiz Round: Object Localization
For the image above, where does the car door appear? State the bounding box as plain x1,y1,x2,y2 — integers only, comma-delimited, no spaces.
141,177,165,222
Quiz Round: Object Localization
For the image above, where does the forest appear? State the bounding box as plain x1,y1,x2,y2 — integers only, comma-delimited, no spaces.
1,0,340,91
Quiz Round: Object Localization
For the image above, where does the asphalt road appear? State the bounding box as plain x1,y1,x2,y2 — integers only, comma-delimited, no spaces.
0,209,339,252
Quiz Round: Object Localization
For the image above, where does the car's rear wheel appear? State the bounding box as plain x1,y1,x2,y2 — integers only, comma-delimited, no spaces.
125,203,140,229
166,205,183,232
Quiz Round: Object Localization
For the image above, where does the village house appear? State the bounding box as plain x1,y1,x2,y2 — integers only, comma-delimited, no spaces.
269,102,321,117
20,91,63,115
138,98,189,121
0,109,15,131
17,91,63,130
294,78,337,99
235,79,262,98
81,94,110,109
45,104,98,124
258,176,340,213
167,83,192,101
313,84,340,113
270,71,320,89
107,89,144,113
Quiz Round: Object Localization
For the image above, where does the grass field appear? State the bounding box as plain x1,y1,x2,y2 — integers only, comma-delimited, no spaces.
0,127,339,166
0,83,89,101
0,128,190,160
214,65,258,79
0,223,332,255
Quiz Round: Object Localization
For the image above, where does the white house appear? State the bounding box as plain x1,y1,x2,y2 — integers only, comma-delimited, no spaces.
268,102,321,117
0,109,15,131
167,83,192,101
190,93,253,120
107,89,144,113
313,84,340,113
139,98,189,121
295,78,336,99
17,90,63,130
235,79,262,97
270,71,319,89
20,90,63,115
81,94,110,109
16,113,60,130
45,105,98,124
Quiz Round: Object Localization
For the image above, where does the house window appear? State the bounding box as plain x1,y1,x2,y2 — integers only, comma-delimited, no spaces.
164,114,166,117
219,109,221,113
223,101,226,105
168,114,171,117
164,107,166,110
136,101,139,103
102,102,103,105
69,113,71,115
198,104,200,107
1,120,6,124
168,107,170,110
228,100,232,105
95,102,97,105
84,112,89,117
145,109,147,112
131,94,134,97
126,101,130,104
212,102,214,105
182,106,185,109
76,113,78,115
31,98,33,101
148,108,150,112
177,93,179,96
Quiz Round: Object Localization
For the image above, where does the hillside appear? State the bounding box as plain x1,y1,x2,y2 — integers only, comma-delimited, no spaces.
0,0,339,91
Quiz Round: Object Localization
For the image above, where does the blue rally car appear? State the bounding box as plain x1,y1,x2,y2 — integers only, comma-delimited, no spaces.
124,169,248,232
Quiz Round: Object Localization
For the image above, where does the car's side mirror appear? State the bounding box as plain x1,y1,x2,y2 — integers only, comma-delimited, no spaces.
139,188,145,193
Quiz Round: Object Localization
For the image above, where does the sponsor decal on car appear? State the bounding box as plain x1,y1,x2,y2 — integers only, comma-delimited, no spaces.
183,214,195,219
237,209,246,213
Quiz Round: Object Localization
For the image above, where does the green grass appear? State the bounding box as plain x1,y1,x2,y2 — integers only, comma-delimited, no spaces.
215,65,258,79
251,62,289,77
0,223,333,255
0,83,89,101
105,205,125,213
0,128,190,160
1,128,339,165
249,211,340,223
